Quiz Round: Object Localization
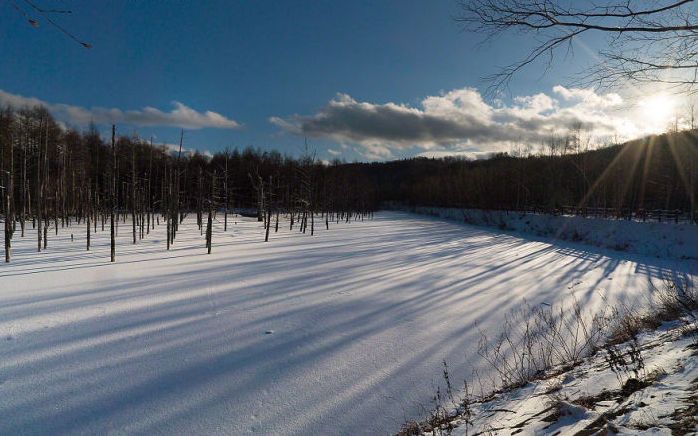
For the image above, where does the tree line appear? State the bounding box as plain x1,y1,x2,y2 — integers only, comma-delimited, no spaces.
0,106,376,262
2,104,697,263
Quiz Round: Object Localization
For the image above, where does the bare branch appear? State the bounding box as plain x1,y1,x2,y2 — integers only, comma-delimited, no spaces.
458,0,698,92
8,0,92,48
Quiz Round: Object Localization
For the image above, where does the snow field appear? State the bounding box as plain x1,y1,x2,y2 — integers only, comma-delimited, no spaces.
0,211,695,434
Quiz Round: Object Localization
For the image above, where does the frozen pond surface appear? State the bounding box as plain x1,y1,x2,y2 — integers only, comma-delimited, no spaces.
0,212,695,434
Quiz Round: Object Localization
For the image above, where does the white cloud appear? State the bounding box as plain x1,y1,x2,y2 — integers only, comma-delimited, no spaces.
415,150,495,160
268,116,300,134
552,85,623,108
360,143,393,160
271,86,647,160
0,89,240,130
160,142,213,158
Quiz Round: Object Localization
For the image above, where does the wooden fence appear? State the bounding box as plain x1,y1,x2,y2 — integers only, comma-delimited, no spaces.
510,205,697,224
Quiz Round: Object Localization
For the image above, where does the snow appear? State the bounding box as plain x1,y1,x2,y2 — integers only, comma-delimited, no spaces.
401,206,698,260
0,211,696,434
442,318,698,435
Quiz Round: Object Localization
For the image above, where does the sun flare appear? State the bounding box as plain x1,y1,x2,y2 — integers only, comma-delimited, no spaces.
638,94,676,132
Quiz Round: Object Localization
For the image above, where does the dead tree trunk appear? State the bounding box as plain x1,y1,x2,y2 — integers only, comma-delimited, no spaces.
110,125,116,262
224,150,229,232
147,137,153,235
37,119,45,253
86,184,91,251
265,176,273,242
172,129,184,242
166,164,172,250
20,137,26,237
4,134,13,262
94,179,98,234
131,142,137,244
206,171,215,254
42,142,49,250
198,166,203,234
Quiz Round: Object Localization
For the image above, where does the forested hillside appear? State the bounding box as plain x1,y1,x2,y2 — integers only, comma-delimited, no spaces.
356,134,698,215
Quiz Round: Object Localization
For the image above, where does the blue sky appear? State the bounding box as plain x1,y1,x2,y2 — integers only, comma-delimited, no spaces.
0,1,666,161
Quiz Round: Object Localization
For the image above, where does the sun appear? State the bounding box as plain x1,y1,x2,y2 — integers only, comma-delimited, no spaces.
638,94,676,132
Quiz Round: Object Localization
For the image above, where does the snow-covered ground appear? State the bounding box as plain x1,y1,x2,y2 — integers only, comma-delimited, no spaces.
429,318,698,435
0,211,696,435
399,206,698,260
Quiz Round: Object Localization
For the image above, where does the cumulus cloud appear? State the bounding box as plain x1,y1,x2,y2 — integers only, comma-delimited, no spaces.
161,142,213,158
271,86,640,160
270,90,497,147
552,85,623,108
0,89,240,130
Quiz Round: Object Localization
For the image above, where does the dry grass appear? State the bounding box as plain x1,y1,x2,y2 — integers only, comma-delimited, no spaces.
400,280,698,435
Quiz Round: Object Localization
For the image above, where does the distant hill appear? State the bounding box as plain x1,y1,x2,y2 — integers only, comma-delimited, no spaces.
347,130,698,216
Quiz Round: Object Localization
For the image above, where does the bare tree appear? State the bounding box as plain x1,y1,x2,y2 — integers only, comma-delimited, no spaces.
86,183,91,251
265,176,272,242
3,132,13,262
110,125,116,262
131,140,137,245
223,148,230,232
248,169,264,222
7,1,92,48
206,171,215,254
147,137,153,234
173,129,184,242
459,0,698,92
36,116,46,253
